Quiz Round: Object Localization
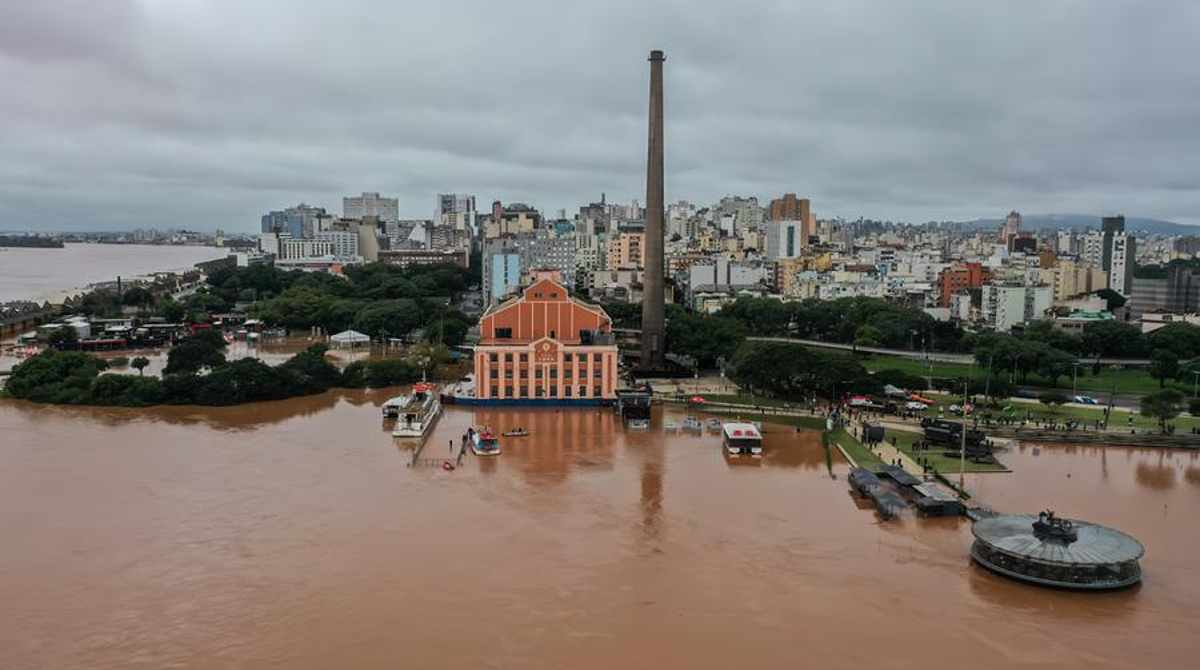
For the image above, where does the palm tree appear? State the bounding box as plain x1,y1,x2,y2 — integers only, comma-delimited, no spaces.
131,356,150,376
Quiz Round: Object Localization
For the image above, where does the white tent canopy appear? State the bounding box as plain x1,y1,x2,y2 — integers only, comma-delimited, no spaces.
330,329,371,347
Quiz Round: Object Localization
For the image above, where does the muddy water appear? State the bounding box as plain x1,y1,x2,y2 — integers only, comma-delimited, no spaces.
1,398,1197,670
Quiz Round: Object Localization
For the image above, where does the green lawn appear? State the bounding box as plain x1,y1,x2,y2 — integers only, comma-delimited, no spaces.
972,402,1200,433
699,393,797,408
860,353,1188,396
830,427,884,469
884,428,1008,473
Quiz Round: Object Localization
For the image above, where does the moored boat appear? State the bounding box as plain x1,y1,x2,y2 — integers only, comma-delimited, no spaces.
681,416,703,432
722,422,763,457
502,428,530,437
390,383,442,440
471,430,502,455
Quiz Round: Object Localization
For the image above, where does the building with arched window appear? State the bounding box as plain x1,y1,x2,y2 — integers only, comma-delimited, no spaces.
473,278,619,404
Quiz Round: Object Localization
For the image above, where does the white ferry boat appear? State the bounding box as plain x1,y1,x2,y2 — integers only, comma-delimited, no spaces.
387,383,442,440
471,430,502,456
722,422,763,457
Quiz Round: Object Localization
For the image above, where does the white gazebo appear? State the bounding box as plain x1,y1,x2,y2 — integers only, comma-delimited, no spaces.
329,329,371,349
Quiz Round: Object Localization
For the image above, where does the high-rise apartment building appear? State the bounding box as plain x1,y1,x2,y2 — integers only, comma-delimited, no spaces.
1000,210,1022,249
982,283,1053,332
765,220,804,260
1083,216,1136,295
606,231,645,270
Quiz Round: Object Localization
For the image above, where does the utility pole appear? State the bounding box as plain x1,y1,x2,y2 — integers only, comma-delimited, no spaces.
1072,362,1081,396
1193,370,1199,398
1105,368,1118,430
960,369,969,489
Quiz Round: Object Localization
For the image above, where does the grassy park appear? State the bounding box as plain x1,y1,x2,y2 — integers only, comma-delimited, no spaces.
858,352,1186,396
883,428,1009,473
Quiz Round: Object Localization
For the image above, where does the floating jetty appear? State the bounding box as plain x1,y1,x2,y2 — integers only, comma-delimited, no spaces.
970,511,1145,590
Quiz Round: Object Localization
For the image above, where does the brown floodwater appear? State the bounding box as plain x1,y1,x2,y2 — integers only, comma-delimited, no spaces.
1,397,1198,669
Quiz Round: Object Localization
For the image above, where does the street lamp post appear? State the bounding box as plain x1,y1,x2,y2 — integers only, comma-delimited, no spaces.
1072,362,1081,396
1193,370,1199,399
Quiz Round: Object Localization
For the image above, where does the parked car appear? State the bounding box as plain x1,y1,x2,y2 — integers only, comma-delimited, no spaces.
1073,395,1099,405
904,401,929,411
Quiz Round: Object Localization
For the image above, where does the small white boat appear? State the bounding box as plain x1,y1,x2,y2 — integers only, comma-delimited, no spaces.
705,418,722,432
389,383,442,439
681,416,703,432
663,420,678,432
723,422,763,457
628,419,650,431
471,430,502,456
502,428,530,437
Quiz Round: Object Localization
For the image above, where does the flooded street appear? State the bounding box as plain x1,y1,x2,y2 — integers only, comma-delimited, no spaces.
1,397,1198,669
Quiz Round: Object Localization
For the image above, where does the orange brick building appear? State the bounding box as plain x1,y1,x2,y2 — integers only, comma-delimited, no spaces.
937,262,991,307
473,278,620,403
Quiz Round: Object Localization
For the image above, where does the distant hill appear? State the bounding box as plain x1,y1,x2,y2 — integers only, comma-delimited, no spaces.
965,214,1198,236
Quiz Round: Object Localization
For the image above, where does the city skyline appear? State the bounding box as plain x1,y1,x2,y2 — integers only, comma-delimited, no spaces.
2,1,1200,232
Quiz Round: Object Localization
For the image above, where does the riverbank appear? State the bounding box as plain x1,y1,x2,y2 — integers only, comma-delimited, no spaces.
0,243,226,303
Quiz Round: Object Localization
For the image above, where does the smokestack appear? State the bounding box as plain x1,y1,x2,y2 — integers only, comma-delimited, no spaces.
640,49,666,371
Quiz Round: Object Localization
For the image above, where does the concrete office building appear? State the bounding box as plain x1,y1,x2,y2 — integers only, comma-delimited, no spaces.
343,192,398,223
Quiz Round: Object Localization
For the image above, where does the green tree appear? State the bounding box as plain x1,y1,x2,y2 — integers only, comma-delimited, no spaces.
131,356,151,376
163,331,227,375
1188,398,1200,416
121,286,155,310
853,325,883,348
1141,389,1184,434
47,326,79,350
352,299,424,340
666,312,746,369
1038,390,1069,414
1081,320,1147,358
1149,349,1180,388
1034,345,1076,388
277,344,342,393
4,350,108,404
1094,288,1127,312
1148,323,1200,359
158,297,186,323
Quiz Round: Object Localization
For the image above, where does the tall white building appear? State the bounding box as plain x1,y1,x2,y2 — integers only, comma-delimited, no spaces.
343,192,399,223
981,283,1053,332
315,230,360,259
765,220,804,260
1110,231,1134,296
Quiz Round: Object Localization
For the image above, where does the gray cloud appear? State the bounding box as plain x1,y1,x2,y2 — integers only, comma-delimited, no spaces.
1,0,1198,231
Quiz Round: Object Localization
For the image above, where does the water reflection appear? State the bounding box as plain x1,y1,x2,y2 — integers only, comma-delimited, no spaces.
1136,462,1177,490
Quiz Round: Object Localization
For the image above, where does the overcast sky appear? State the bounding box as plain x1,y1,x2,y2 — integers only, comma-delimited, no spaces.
2,0,1198,232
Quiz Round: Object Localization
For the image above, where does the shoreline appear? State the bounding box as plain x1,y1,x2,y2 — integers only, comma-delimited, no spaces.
0,242,226,304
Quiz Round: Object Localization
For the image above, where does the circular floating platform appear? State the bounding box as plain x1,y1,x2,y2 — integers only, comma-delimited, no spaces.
970,513,1144,590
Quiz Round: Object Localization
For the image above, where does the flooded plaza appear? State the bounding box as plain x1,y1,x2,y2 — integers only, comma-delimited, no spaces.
2,394,1198,669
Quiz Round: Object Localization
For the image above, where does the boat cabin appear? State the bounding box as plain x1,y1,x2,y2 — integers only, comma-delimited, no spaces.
722,422,763,456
